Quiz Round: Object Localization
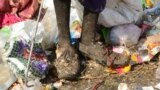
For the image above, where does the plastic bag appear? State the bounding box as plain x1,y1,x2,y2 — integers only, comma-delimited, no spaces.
110,24,142,46
144,2,160,16
41,0,59,49
3,20,48,79
98,0,143,27
98,8,130,27
23,79,43,90
70,0,84,44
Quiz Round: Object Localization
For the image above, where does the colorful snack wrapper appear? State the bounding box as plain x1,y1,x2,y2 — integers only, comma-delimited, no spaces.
70,0,84,44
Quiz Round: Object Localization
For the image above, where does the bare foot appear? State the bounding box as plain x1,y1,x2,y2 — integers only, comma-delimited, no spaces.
54,44,80,79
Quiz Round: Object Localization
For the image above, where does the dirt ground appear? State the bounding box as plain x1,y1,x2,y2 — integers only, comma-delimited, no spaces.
57,59,159,90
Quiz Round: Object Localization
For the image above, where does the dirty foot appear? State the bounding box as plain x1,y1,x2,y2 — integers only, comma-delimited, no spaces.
54,44,80,79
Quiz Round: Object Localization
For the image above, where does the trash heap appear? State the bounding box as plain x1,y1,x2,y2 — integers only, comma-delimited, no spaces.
75,0,160,75
94,0,160,74
0,0,160,90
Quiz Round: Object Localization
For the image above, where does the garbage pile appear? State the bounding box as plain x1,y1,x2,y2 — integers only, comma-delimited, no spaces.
0,0,160,90
96,0,160,74
69,0,159,75
76,0,160,75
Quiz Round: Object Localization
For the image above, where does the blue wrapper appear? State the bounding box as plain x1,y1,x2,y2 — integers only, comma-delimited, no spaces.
31,60,48,76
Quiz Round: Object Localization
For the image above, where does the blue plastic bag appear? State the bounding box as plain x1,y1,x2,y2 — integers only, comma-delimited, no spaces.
144,2,160,16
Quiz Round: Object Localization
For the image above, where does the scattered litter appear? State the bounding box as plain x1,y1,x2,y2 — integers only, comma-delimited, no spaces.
146,34,160,44
53,81,63,88
140,21,152,33
141,0,154,9
147,29,160,36
144,2,160,16
155,83,160,89
142,86,154,90
101,27,111,44
112,46,125,54
0,20,49,78
44,84,53,90
155,65,160,79
110,24,142,46
1,0,160,89
118,83,129,90
23,79,44,90
0,59,16,90
9,79,44,90
70,0,84,44
131,42,160,64
106,64,131,74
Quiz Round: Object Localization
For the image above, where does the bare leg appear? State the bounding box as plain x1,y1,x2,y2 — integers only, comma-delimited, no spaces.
81,9,98,45
53,0,80,79
80,9,108,65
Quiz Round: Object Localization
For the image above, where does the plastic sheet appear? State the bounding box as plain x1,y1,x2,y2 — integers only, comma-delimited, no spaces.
41,0,59,49
98,0,143,27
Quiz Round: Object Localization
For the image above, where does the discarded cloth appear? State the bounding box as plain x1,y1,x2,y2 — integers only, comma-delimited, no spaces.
0,0,38,19
0,13,24,28
0,0,11,13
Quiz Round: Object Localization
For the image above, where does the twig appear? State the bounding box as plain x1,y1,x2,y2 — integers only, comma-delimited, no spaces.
80,75,107,79
92,80,105,90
